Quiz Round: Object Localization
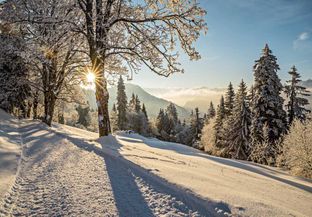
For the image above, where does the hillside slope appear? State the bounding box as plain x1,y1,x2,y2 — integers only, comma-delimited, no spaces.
1,112,312,216
0,112,222,217
57,126,312,217
84,83,190,119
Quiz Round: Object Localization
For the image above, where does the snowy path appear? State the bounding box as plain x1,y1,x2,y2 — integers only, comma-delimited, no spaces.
0,119,223,217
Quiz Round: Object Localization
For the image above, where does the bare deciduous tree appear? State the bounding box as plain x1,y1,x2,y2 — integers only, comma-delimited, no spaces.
75,0,207,136
1,0,86,125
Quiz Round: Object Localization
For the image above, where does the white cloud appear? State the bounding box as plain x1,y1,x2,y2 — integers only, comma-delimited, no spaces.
298,32,309,41
293,32,310,49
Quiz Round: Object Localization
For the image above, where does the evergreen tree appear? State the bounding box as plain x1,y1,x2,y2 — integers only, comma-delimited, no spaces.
182,119,186,127
248,85,255,107
58,111,65,124
285,66,310,124
166,103,178,135
116,76,127,130
76,105,91,127
207,101,216,120
224,80,251,159
156,109,170,139
166,103,178,124
190,107,203,143
129,93,136,111
142,103,148,121
214,96,226,147
224,82,235,117
126,94,148,134
135,95,141,112
250,44,286,153
110,103,119,132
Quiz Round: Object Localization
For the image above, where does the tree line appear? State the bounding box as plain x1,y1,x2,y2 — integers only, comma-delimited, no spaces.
200,44,311,177
109,44,311,178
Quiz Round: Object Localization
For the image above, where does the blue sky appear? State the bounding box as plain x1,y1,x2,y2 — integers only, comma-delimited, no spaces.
131,0,312,89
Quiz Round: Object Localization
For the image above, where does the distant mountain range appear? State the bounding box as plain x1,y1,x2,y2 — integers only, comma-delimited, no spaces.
146,87,226,112
84,84,190,120
147,79,312,112
83,79,312,119
301,79,312,88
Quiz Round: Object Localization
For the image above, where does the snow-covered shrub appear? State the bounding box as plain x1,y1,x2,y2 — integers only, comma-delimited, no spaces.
175,126,193,146
249,123,282,166
200,117,220,155
277,118,312,178
249,141,281,166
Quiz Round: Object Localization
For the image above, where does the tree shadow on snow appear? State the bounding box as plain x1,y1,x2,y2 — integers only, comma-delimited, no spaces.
61,134,229,217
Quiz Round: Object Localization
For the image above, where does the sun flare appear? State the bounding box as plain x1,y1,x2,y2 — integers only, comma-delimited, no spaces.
86,72,96,84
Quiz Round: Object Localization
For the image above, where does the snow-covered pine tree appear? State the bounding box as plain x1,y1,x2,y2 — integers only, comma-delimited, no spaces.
129,93,136,111
166,103,178,124
285,66,310,124
156,109,165,133
58,113,65,124
140,103,150,135
110,104,119,132
76,105,91,128
224,82,235,117
126,94,148,134
251,44,286,147
214,96,226,147
166,103,179,135
116,76,128,130
142,103,148,121
156,109,170,140
189,107,204,148
207,101,216,120
223,80,251,159
127,94,139,132
248,85,255,107
135,95,141,113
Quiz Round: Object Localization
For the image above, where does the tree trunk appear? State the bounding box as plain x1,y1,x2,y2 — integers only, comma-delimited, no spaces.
33,91,39,119
95,73,111,137
20,102,26,118
26,101,32,118
43,90,56,126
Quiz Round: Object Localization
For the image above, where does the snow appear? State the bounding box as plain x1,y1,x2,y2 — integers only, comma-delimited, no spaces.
1,111,312,216
0,110,21,200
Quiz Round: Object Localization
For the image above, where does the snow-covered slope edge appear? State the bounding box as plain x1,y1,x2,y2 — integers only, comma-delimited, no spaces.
0,109,22,203
54,124,312,217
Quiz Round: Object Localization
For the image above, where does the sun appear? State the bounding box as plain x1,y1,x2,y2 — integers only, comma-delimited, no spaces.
80,69,97,90
86,71,96,84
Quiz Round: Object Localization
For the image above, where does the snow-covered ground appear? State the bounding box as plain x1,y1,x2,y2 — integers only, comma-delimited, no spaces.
0,111,21,200
1,110,312,217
